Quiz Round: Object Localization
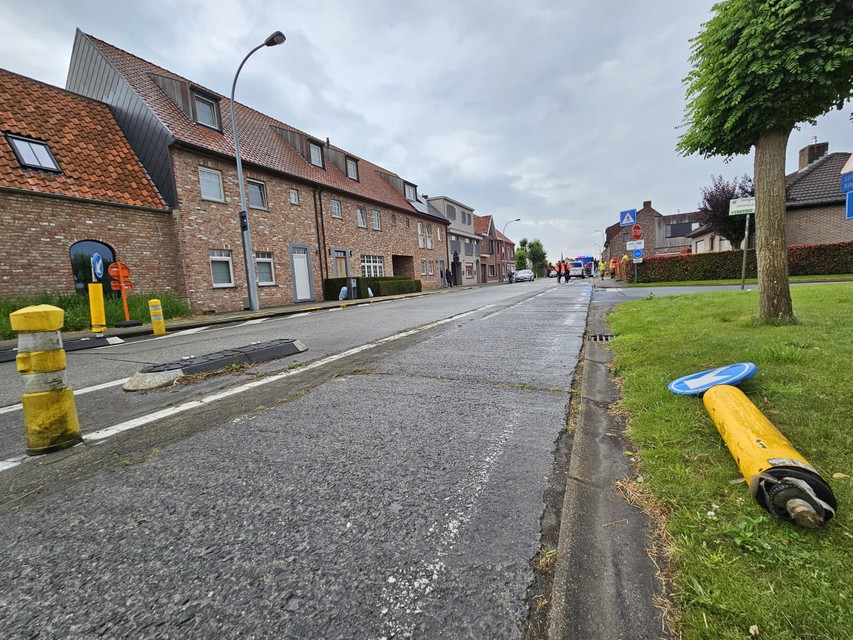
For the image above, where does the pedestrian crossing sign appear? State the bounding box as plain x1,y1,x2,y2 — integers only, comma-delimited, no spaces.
619,209,637,226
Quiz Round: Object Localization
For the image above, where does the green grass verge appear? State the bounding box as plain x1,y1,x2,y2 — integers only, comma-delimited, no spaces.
0,291,190,340
623,274,853,287
607,284,853,639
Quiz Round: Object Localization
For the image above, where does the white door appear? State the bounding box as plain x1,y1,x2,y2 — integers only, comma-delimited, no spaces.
292,247,312,301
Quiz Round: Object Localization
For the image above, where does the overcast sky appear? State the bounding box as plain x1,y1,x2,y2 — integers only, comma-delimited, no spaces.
3,0,850,260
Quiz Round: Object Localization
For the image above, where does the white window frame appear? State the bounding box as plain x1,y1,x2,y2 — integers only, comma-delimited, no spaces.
289,188,299,205
426,224,434,249
209,249,234,287
417,222,425,248
309,142,324,168
428,260,434,276
247,179,267,209
371,210,381,230
420,259,427,275
331,199,342,219
346,157,359,180
404,183,416,200
199,167,224,202
255,251,275,285
194,94,219,129
357,207,367,228
361,255,384,277
437,227,443,242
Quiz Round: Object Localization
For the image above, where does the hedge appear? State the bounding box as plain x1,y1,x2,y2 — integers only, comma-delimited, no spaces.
623,240,853,283
323,276,422,300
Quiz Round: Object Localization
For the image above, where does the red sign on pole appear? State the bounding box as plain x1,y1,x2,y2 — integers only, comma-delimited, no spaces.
631,224,643,240
107,262,133,321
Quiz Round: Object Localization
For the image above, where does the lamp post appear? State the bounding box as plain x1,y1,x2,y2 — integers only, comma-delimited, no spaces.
501,218,521,282
231,30,286,311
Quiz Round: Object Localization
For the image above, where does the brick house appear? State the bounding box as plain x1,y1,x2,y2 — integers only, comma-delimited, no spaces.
426,196,481,287
688,141,852,253
473,214,499,283
603,201,703,265
66,30,448,312
0,68,180,299
495,230,517,279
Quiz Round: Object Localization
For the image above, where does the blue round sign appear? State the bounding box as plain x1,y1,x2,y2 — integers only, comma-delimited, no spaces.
633,249,643,259
91,253,104,279
668,362,757,396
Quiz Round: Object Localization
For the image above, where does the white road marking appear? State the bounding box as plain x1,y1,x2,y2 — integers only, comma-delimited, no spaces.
0,307,489,473
0,378,129,415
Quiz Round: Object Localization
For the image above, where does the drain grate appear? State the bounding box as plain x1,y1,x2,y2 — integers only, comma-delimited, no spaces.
587,334,614,342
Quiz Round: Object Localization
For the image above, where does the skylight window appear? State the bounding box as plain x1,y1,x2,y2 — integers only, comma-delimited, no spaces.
7,135,60,172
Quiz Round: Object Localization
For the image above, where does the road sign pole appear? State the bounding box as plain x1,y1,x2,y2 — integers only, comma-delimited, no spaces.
741,214,750,290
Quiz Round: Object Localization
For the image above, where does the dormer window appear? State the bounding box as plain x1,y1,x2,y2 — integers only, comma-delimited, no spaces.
346,156,359,181
7,134,60,172
309,142,324,168
193,93,220,129
404,182,417,201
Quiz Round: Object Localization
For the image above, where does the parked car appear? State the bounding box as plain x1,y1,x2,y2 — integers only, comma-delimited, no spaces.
548,269,557,278
515,269,535,282
567,261,585,279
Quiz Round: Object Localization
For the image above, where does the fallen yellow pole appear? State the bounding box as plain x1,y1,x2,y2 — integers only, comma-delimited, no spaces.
703,384,836,527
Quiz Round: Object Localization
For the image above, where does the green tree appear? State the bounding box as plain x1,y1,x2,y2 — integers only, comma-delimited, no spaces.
526,239,548,274
698,174,755,249
515,248,529,271
677,0,853,321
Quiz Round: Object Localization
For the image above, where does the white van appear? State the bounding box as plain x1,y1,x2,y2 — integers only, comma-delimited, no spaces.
567,261,585,279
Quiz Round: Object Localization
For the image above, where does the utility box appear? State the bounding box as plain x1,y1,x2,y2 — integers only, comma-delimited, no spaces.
349,277,359,300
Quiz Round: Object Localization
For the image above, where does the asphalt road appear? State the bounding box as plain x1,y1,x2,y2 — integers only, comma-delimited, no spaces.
0,279,591,638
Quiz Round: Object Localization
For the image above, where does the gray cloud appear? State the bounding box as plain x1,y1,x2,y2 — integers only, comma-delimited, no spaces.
1,0,849,259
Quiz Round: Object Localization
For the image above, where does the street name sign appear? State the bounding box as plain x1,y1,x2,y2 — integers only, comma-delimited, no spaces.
619,209,637,226
847,192,853,221
668,362,758,396
842,171,853,193
729,197,756,216
626,240,645,250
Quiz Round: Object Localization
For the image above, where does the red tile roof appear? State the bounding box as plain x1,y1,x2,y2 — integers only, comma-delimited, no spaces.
0,68,167,210
83,34,425,216
473,214,493,235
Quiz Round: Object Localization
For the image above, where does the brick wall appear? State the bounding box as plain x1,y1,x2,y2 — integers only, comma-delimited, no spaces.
0,190,182,298
172,149,448,312
786,204,852,245
319,191,448,289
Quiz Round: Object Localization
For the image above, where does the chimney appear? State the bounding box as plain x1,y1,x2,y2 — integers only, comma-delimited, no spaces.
799,139,829,170
642,200,652,209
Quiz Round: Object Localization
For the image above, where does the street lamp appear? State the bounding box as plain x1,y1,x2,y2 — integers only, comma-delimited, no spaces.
231,30,286,311
501,218,521,282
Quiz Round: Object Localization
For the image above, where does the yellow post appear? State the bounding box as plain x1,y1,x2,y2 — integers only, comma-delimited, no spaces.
148,298,166,336
88,283,106,336
703,384,836,527
10,304,82,455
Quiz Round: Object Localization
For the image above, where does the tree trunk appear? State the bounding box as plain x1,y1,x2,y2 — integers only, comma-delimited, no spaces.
754,129,794,321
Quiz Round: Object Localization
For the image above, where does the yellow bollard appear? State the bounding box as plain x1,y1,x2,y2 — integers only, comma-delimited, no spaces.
148,298,166,336
88,283,106,336
10,304,82,455
703,384,836,527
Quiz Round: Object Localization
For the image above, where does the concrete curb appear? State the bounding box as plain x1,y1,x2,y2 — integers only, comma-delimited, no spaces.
548,303,665,639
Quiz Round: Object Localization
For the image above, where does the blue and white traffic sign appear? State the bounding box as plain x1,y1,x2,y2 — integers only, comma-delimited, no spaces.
91,253,104,279
668,362,757,396
847,192,853,220
841,171,853,193
633,249,643,259
619,209,637,226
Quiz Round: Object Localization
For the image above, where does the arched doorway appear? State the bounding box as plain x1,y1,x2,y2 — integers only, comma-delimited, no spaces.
69,240,116,294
